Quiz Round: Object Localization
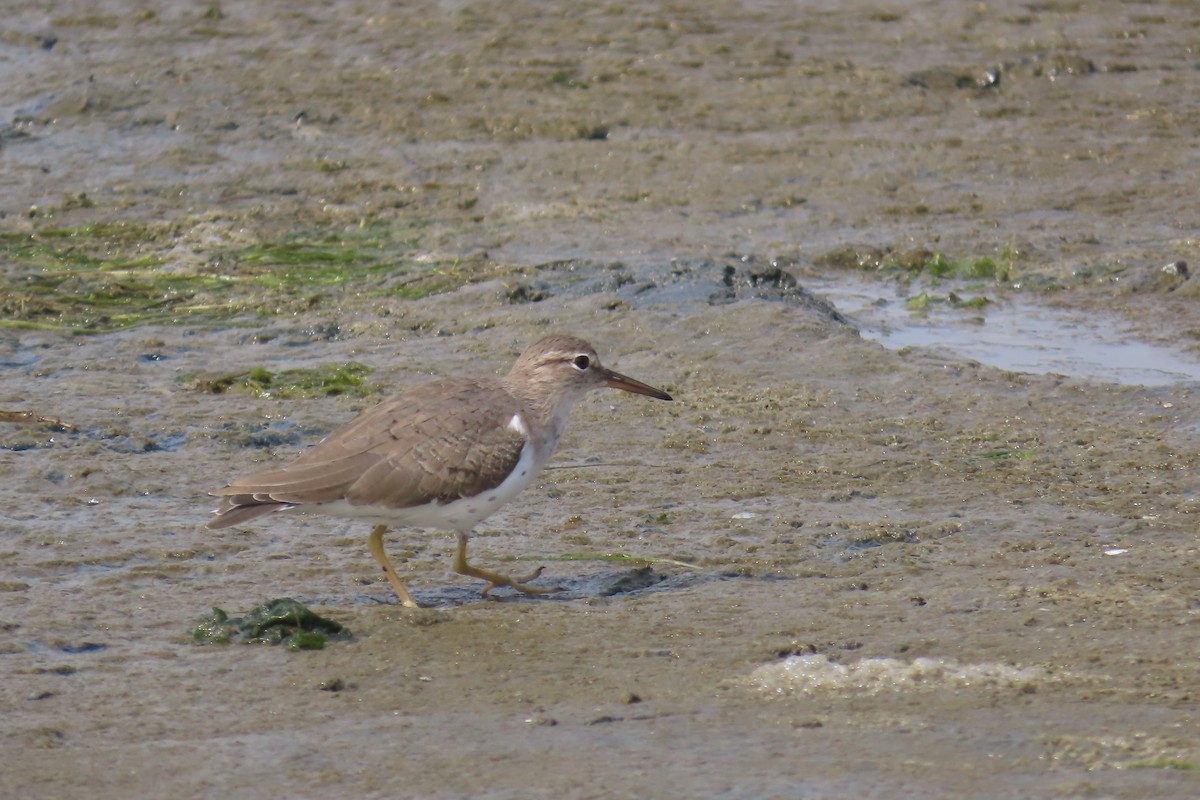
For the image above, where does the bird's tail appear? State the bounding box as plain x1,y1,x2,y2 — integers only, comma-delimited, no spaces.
205,498,291,530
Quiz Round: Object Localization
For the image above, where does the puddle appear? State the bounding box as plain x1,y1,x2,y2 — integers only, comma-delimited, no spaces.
498,258,1199,387
814,278,1200,386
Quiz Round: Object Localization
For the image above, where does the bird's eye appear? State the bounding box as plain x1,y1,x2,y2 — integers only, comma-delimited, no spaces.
572,354,591,370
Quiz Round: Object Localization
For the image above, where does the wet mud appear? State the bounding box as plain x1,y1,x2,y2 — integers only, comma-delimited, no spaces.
2,1,1199,798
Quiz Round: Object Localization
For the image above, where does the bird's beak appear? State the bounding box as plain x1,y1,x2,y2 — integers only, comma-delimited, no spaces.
601,368,672,401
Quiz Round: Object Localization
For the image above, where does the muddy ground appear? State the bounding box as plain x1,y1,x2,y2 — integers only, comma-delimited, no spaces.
2,1,1199,798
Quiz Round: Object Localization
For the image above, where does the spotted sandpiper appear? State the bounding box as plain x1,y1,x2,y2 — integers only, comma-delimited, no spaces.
206,335,672,606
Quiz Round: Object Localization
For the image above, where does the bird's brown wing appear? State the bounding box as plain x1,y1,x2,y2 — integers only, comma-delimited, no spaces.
208,379,526,525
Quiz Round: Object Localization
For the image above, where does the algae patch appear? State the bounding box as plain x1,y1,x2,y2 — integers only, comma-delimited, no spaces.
904,291,989,313
182,361,378,399
0,221,489,333
192,598,352,650
812,243,1020,283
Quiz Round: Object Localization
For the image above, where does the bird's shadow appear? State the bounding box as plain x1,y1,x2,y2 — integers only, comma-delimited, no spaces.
335,566,770,608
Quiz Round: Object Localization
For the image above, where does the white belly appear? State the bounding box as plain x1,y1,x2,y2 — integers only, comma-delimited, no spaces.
295,437,542,533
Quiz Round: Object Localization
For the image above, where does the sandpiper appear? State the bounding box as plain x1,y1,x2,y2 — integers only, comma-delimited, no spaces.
206,335,672,606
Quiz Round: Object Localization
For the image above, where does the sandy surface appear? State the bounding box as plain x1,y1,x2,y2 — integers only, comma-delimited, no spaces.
2,1,1199,798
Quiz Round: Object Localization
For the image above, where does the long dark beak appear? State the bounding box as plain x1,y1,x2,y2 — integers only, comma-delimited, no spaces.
601,367,672,401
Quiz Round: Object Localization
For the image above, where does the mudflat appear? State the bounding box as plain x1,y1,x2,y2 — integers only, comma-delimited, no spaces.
2,2,1198,797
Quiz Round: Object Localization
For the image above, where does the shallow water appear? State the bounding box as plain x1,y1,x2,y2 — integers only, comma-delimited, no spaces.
816,277,1200,385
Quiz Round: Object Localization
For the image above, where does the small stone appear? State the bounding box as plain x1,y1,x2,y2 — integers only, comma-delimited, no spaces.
1161,260,1188,278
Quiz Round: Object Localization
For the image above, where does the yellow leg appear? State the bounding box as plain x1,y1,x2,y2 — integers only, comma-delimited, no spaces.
453,532,559,599
367,524,420,608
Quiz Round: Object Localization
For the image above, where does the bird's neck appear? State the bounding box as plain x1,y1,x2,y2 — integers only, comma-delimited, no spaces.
502,381,577,461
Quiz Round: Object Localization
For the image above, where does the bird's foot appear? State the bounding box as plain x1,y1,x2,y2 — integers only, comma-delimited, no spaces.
475,565,562,599
455,533,561,599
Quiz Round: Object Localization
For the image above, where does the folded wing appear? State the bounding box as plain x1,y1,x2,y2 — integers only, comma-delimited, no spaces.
207,379,526,528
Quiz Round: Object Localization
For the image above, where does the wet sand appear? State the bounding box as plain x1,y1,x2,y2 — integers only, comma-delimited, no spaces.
2,1,1199,797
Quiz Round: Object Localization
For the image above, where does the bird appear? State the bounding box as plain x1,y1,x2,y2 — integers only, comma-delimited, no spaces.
206,335,672,607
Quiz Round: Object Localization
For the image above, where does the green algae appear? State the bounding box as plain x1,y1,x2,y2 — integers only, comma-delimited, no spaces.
1129,758,1199,771
812,244,1021,284
904,291,989,313
0,220,485,333
192,598,352,650
182,361,378,399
